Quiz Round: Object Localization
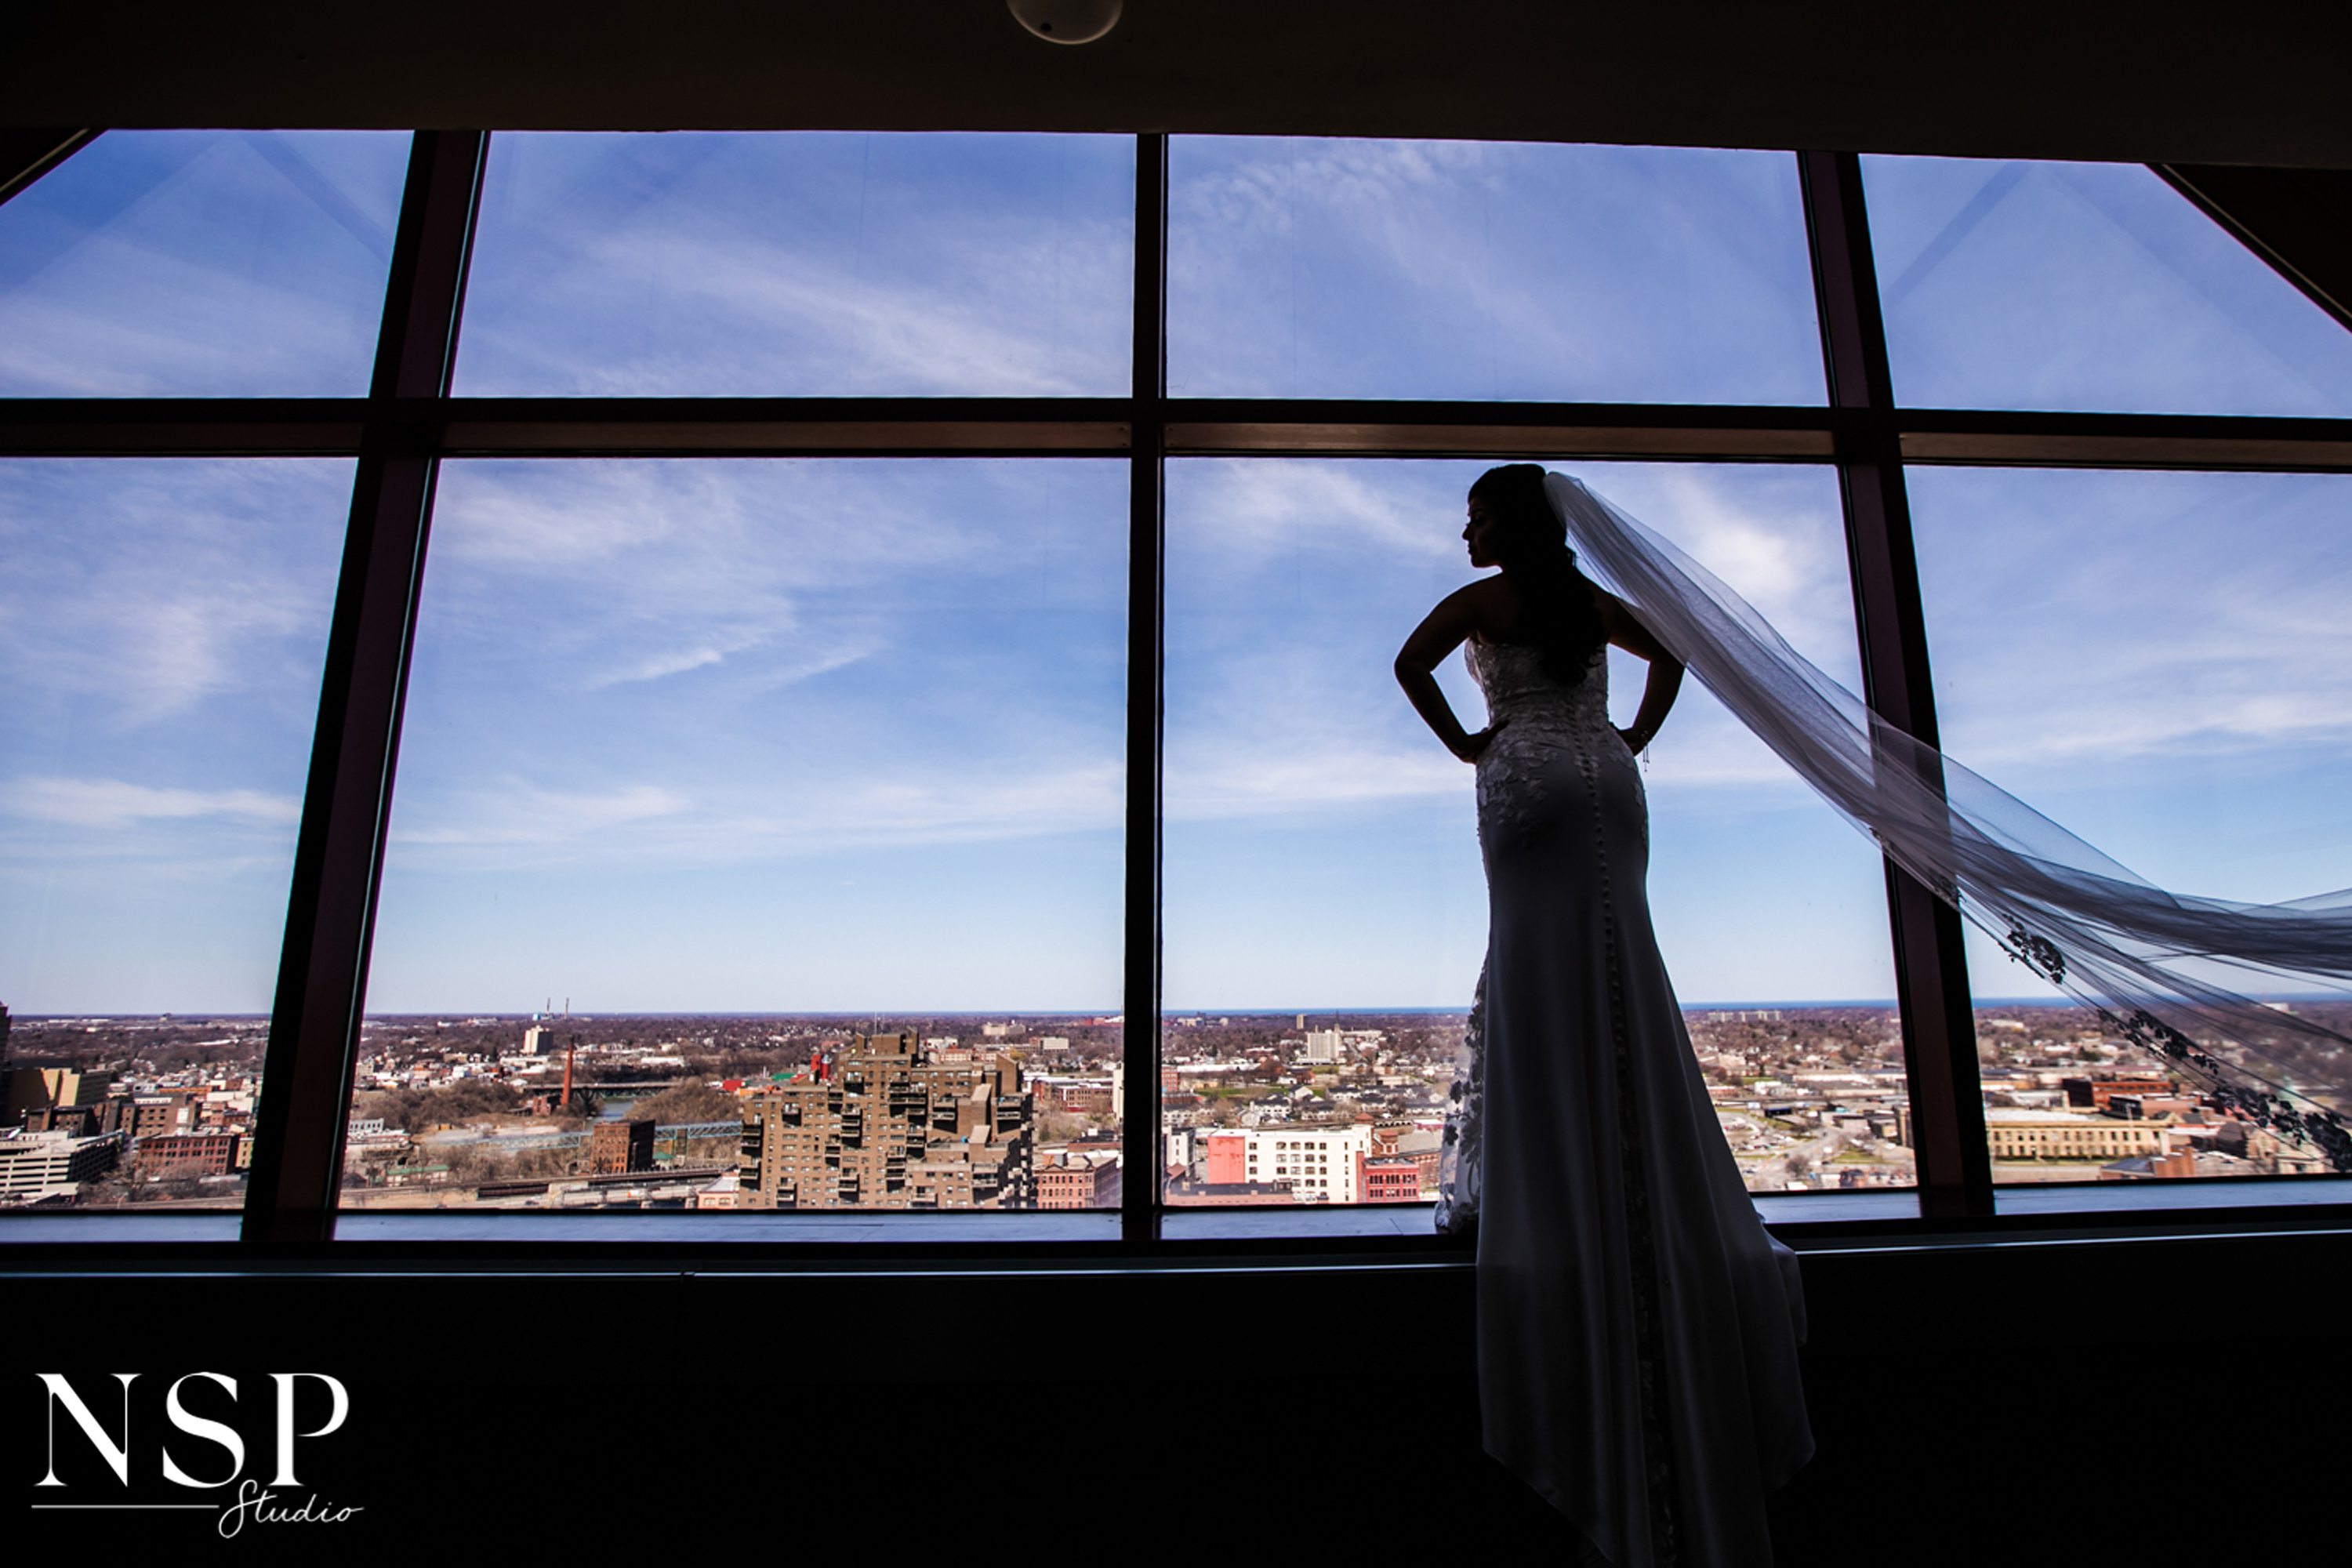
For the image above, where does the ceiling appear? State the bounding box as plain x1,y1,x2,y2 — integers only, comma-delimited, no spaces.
8,2,2351,168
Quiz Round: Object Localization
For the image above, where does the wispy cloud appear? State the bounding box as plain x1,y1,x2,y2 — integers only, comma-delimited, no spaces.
456,133,1133,398
717,761,1126,850
2,775,299,829
594,645,730,686
1167,138,1820,403
552,226,1127,397
1173,459,1461,562
1167,742,1464,820
388,762,1123,868
0,460,344,728
391,782,691,848
372,460,1129,877
1910,470,2352,771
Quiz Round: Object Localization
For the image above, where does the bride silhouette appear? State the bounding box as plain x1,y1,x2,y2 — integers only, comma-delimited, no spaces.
1396,463,1813,1567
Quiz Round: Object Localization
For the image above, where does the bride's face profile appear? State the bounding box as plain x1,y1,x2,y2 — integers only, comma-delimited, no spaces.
1464,497,1503,570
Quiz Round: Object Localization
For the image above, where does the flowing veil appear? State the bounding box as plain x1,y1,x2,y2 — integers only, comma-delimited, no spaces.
1546,472,2352,1172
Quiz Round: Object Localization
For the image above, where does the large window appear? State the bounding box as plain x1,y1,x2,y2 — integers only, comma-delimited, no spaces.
4,131,2346,1240
1160,459,1900,1205
2,459,350,1209
349,458,1126,1212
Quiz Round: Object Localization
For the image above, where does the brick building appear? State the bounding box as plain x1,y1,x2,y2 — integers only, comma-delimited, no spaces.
1363,1157,1421,1203
1984,1110,2166,1162
2060,1076,2176,1111
132,1129,242,1179
1037,1149,1123,1209
588,1117,656,1174
737,1029,1034,1210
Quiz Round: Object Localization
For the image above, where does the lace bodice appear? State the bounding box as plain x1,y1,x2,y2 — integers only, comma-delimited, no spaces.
1468,639,1627,851
1466,637,1611,739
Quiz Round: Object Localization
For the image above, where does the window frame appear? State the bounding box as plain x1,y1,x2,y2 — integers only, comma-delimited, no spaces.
5,131,2350,1253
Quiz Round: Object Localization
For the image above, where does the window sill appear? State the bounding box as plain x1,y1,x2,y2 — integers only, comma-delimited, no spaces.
0,1212,241,1244
1992,1174,2352,1217
1161,1204,1450,1242
5,1178,2347,1265
332,1210,1123,1245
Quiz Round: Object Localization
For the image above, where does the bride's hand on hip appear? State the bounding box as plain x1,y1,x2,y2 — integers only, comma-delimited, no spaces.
1457,722,1506,763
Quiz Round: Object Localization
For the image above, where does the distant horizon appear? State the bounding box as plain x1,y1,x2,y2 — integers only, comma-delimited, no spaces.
16,995,2345,1025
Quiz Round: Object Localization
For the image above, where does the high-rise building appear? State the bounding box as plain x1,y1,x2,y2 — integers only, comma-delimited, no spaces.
0,1128,123,1203
2,1065,108,1124
737,1029,1034,1210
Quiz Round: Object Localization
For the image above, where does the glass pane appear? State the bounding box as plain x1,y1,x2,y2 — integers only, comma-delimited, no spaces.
1161,460,1902,1207
1864,155,2352,416
0,132,407,397
1909,466,2352,1185
454,133,1135,396
1168,140,1824,404
348,460,1127,1213
1,459,350,1210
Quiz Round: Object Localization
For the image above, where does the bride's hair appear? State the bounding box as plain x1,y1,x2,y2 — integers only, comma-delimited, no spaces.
1469,463,1606,686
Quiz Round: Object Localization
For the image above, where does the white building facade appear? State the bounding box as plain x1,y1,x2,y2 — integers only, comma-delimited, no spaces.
1242,1123,1373,1203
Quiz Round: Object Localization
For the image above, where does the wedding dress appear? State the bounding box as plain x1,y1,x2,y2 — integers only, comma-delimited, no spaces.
1438,635,1813,1568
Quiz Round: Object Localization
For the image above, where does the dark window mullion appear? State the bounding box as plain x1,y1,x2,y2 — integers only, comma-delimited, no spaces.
242,130,488,1245
10,400,2352,470
0,127,98,208
1798,149,1991,1221
1123,132,1168,1249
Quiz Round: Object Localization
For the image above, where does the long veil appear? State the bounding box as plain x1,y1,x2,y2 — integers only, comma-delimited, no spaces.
1546,472,2352,1172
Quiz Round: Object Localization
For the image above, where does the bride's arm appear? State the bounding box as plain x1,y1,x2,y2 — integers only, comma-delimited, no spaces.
1396,585,1503,764
1595,587,1682,754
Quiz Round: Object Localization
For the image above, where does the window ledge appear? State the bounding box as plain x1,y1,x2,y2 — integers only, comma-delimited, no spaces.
332,1210,1123,1245
5,1178,2347,1261
0,1213,241,1244
1161,1205,1450,1242
1752,1191,1920,1225
1993,1174,2352,1217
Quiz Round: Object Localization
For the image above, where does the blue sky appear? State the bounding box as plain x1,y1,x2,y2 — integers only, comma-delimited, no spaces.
0,132,405,396
0,459,348,1011
2,135,2348,1015
365,458,1128,1013
1863,156,2352,417
1167,138,1822,403
456,133,1134,397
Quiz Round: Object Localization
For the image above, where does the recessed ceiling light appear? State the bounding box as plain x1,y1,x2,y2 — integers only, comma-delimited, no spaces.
1006,0,1124,46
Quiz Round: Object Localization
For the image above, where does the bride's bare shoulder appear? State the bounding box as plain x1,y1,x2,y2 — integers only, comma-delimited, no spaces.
1399,577,1510,672
1457,574,1521,642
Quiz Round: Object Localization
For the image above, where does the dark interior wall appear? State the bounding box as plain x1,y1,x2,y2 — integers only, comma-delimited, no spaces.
9,2,2352,167
12,1233,2343,1552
